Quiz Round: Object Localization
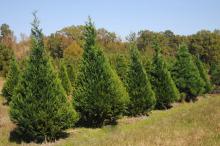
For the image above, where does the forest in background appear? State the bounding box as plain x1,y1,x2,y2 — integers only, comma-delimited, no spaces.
1,21,220,75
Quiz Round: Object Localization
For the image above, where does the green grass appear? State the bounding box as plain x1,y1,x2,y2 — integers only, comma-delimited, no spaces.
0,94,220,146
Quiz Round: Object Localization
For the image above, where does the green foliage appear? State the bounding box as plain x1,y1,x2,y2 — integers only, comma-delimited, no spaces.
172,44,205,101
188,30,220,65
2,58,20,103
59,61,72,95
74,18,129,127
150,43,180,109
66,63,77,94
114,54,129,86
0,43,14,76
194,56,212,93
10,14,78,141
127,45,156,116
210,63,220,86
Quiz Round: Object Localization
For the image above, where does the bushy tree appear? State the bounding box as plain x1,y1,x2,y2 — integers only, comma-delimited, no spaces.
114,54,129,86
127,44,156,116
59,61,72,95
171,44,205,101
10,14,78,141
150,43,180,109
74,18,129,127
2,57,20,103
194,56,212,93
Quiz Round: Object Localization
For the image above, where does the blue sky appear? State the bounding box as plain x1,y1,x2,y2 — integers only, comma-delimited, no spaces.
0,0,220,39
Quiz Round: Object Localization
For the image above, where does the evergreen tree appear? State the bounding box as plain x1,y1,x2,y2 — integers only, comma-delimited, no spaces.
59,61,72,95
194,56,212,93
74,18,129,127
2,57,20,103
210,63,220,85
171,44,205,101
114,54,129,86
0,43,14,76
66,64,77,93
10,14,78,141
127,45,156,116
150,43,180,109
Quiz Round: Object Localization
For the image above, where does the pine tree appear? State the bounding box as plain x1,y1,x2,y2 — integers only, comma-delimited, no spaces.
114,54,129,86
10,14,78,141
150,43,180,109
0,43,14,76
66,64,76,93
171,44,205,101
127,45,156,116
194,56,212,93
210,63,220,85
74,18,129,127
2,57,20,103
59,61,72,95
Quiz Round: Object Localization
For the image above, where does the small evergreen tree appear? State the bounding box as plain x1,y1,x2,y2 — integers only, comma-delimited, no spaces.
150,43,180,109
210,63,220,85
2,57,20,103
194,56,212,93
114,54,129,86
171,44,205,101
127,45,156,116
10,14,78,141
74,18,129,127
59,61,72,95
66,64,77,93
0,43,14,76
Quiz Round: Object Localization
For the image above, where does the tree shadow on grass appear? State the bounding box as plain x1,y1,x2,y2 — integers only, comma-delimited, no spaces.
9,128,70,144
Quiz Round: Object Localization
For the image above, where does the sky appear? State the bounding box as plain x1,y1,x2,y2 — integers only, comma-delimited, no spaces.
0,0,220,40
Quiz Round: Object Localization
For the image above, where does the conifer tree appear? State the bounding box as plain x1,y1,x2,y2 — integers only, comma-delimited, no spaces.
59,61,72,95
172,44,205,101
0,44,14,76
10,14,78,141
210,63,220,85
114,54,129,86
150,43,180,109
74,18,129,127
194,56,212,93
2,57,20,103
127,44,156,116
66,64,76,93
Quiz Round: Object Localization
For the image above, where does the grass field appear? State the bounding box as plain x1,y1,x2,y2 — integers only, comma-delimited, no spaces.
0,90,220,145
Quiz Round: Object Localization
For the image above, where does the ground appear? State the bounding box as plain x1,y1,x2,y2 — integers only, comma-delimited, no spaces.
0,78,220,146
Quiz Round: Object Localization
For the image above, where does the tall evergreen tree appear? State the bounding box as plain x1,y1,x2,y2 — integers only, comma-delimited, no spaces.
10,14,78,141
66,64,77,93
114,54,129,86
59,61,72,95
127,44,156,116
150,43,180,109
2,57,20,103
74,18,129,127
194,56,212,93
171,44,205,101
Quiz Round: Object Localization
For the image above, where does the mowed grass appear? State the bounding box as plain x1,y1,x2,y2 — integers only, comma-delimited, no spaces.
0,92,220,145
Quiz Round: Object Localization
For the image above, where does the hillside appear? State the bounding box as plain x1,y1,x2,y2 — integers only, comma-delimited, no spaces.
1,92,220,146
